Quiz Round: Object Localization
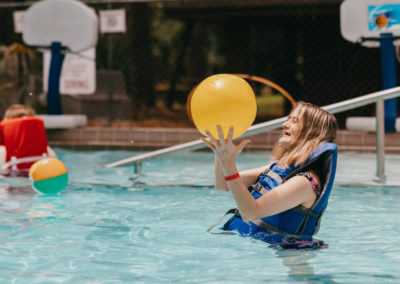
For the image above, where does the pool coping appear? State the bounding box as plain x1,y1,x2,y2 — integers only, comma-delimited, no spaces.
46,127,400,153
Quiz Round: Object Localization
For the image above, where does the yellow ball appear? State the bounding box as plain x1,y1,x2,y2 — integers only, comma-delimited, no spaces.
190,74,257,139
29,158,68,194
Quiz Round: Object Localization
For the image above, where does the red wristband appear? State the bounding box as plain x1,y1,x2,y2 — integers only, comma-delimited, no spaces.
224,173,240,181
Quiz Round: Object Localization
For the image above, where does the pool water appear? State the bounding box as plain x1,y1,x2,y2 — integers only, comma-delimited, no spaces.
0,149,399,283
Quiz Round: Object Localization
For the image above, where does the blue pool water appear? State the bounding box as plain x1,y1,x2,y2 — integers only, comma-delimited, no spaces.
0,148,399,283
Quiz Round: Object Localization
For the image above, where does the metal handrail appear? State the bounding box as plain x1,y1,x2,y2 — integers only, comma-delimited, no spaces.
105,86,400,182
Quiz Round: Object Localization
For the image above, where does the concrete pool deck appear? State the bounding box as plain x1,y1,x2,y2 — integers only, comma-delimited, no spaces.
47,127,400,153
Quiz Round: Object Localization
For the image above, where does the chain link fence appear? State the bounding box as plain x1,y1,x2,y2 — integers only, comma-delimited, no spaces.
0,0,398,128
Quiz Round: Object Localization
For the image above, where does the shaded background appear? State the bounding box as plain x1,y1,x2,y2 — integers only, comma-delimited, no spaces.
0,0,398,128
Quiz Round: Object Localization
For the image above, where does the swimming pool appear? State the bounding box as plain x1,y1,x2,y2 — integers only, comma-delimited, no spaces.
0,148,399,283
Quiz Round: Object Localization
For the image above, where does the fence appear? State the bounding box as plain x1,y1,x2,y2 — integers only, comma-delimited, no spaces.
0,0,398,128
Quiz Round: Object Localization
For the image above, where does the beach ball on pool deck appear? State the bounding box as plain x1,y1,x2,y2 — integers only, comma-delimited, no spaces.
29,158,68,194
189,74,257,139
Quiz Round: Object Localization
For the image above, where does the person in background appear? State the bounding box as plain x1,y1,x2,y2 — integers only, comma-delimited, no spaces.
203,101,338,250
0,104,56,175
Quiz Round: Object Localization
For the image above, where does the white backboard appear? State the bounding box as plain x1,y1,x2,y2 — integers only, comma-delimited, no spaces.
43,48,96,95
341,0,400,47
23,0,98,52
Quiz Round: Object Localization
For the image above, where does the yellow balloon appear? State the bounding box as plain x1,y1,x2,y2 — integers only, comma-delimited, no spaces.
190,74,257,139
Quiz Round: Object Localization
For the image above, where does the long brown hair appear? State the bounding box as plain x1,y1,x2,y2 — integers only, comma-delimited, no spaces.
271,101,337,167
3,104,35,120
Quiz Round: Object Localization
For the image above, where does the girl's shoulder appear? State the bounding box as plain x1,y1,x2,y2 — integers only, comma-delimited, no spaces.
295,171,321,196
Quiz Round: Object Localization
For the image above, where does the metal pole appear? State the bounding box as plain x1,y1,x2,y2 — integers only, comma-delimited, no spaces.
375,99,385,183
134,162,142,174
107,3,114,127
105,87,400,169
47,42,65,114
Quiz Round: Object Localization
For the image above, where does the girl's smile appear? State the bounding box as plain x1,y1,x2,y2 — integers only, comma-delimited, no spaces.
279,108,302,149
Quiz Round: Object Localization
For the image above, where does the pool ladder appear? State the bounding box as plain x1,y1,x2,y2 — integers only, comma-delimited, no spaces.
105,86,400,183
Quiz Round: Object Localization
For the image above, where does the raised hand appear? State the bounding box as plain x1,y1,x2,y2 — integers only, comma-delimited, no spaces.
201,125,250,166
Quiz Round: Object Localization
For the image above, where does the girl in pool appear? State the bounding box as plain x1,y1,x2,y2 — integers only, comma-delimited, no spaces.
0,104,57,175
202,101,338,248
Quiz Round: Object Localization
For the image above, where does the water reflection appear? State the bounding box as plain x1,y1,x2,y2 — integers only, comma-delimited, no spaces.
0,186,35,213
275,250,338,283
0,185,68,232
27,194,68,222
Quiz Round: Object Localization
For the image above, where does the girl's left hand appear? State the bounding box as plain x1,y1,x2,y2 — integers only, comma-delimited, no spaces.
202,125,250,166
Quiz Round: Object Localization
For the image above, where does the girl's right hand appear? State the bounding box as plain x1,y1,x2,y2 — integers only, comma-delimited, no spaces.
201,125,249,167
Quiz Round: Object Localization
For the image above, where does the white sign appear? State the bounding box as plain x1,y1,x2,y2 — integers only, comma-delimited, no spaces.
100,9,126,33
13,11,26,33
43,48,96,95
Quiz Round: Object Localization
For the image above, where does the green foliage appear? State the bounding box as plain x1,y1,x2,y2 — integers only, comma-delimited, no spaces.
152,4,185,78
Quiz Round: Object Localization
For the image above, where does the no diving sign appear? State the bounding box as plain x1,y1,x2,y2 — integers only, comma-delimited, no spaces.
43,48,96,95
100,9,126,33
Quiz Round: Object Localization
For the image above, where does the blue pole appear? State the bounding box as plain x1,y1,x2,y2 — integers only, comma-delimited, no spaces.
379,33,397,132
47,42,65,115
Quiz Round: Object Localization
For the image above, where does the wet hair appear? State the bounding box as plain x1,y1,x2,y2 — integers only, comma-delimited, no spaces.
3,104,35,120
271,101,338,167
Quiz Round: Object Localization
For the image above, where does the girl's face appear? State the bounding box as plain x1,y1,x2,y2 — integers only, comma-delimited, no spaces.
279,107,303,149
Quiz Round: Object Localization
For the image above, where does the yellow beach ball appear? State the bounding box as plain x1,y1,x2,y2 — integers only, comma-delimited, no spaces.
29,158,68,194
190,74,257,139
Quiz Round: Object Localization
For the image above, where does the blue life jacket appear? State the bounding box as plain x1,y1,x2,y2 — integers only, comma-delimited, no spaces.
221,142,338,244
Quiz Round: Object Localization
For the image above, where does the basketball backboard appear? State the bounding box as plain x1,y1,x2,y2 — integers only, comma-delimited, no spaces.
341,0,400,47
22,0,98,52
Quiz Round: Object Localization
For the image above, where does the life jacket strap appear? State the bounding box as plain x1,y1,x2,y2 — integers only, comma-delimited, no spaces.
249,183,264,193
221,208,319,238
264,170,283,184
250,167,283,195
252,218,308,238
2,153,48,171
207,208,239,234
291,205,321,218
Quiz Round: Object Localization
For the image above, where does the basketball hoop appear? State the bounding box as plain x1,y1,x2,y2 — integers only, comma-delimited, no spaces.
22,0,98,115
341,0,399,132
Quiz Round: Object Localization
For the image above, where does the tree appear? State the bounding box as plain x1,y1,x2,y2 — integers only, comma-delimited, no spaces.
124,3,155,118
